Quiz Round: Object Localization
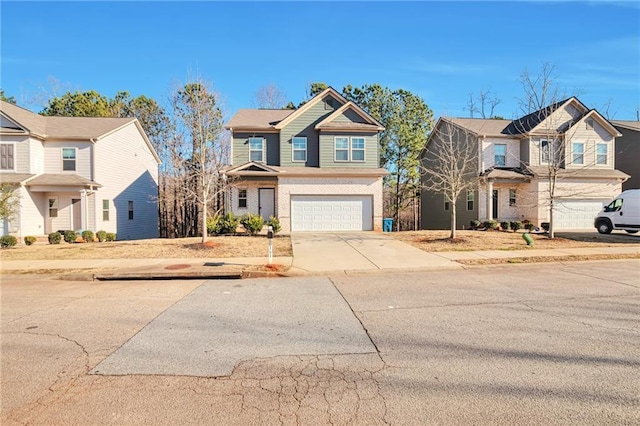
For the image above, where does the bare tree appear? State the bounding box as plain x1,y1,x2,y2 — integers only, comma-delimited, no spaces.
421,120,481,239
0,184,20,222
252,83,287,109
170,78,230,243
465,90,501,118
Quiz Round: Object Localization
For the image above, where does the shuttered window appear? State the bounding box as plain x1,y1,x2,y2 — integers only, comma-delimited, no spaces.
1,144,14,170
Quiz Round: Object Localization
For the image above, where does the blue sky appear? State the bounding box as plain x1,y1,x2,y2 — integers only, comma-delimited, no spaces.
2,1,639,121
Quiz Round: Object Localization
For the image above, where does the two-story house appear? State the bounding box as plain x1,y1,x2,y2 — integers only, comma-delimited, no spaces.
420,97,629,230
0,100,160,240
611,120,639,191
224,87,388,232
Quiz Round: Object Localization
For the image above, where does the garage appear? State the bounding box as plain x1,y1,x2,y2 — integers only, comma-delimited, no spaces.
554,200,605,229
290,195,373,231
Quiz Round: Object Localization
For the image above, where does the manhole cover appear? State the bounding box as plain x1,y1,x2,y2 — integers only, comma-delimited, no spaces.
164,264,191,270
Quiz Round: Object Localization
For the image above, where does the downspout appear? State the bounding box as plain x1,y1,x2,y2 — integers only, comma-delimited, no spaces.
90,138,97,231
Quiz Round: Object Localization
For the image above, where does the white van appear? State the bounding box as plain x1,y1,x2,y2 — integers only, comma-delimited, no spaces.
594,189,640,234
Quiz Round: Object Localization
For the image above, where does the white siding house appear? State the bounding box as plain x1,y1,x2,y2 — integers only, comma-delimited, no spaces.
0,100,160,240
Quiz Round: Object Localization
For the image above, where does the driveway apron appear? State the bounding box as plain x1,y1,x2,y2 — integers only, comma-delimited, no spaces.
291,232,460,273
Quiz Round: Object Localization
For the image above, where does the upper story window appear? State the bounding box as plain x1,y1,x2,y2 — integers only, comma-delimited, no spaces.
238,189,247,208
335,136,366,162
249,137,264,163
494,144,506,167
572,142,584,165
292,137,307,162
351,137,365,161
596,143,608,165
0,143,15,171
128,201,134,220
62,148,76,171
335,137,349,161
540,140,553,164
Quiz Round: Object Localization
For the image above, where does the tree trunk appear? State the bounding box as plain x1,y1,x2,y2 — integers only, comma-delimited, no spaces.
450,201,457,239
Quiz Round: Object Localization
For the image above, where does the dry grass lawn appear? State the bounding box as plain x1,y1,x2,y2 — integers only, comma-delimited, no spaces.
391,229,640,252
0,235,292,261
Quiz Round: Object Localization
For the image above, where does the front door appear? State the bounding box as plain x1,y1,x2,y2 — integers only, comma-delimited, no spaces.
492,190,499,219
72,198,82,230
258,188,275,220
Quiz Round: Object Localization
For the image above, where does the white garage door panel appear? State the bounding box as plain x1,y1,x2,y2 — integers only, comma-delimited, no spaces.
291,195,372,231
554,200,604,229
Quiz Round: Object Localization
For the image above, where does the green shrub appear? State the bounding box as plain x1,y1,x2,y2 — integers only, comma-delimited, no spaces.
206,215,220,235
0,235,17,248
470,220,482,230
106,232,116,242
24,235,37,246
510,221,522,232
500,221,511,232
267,216,281,234
81,230,94,242
483,220,498,230
524,222,535,232
240,213,264,236
48,232,62,244
541,222,550,232
217,213,240,235
63,230,77,243
96,230,107,242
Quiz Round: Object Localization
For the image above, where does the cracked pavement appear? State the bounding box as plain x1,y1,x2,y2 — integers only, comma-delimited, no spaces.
2,259,639,425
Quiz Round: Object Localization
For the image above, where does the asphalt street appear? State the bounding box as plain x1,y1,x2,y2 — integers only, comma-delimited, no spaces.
1,259,638,425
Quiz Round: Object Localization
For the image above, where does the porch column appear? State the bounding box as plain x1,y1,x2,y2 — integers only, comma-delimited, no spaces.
80,190,88,230
486,180,493,221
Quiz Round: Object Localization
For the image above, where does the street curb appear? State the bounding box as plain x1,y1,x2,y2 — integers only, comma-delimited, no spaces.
94,271,242,280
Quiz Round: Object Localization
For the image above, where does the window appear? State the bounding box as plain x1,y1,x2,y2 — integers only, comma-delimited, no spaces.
540,140,552,164
238,189,247,208
444,199,450,211
509,189,517,206
102,199,110,221
572,142,584,165
597,143,607,165
335,137,349,161
0,144,14,170
48,198,58,218
605,198,623,212
249,138,264,162
494,144,506,167
351,137,365,161
335,136,366,162
128,201,134,220
292,137,307,162
325,99,335,110
586,118,594,130
62,148,76,171
467,190,474,211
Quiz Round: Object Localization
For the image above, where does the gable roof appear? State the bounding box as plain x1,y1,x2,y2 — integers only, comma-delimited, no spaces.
315,101,384,131
273,87,349,130
564,109,621,137
224,109,293,131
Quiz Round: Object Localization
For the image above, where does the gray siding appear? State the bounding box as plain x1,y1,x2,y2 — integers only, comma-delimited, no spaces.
232,133,279,166
614,126,640,190
420,188,478,230
319,132,379,168
279,95,342,167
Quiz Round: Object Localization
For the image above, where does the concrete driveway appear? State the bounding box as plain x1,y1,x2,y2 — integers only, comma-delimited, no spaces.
290,232,461,273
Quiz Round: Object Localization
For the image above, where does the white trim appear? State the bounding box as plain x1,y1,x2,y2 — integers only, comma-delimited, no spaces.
248,137,264,163
0,142,17,172
571,141,584,165
292,136,307,162
61,147,77,172
351,136,366,163
595,142,608,166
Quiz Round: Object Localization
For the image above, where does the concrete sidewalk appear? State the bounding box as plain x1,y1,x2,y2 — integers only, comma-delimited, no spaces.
1,244,638,280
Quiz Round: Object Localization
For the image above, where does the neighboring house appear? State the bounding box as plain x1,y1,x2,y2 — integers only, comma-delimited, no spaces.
0,101,160,240
420,97,629,230
611,120,640,191
224,87,387,232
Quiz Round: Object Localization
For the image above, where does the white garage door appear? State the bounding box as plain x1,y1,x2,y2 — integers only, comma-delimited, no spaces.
554,200,605,229
291,195,373,231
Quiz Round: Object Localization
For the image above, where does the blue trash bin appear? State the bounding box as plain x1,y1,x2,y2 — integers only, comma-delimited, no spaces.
383,218,393,232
